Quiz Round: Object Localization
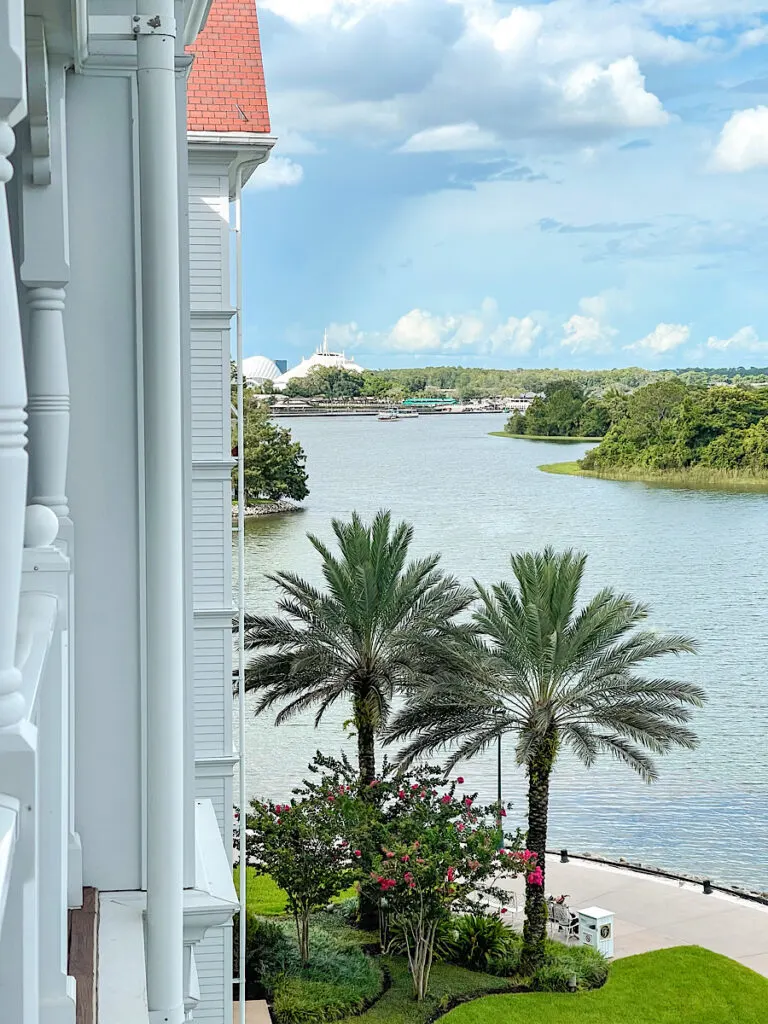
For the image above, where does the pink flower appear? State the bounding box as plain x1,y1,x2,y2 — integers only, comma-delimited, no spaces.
501,907,508,914
369,780,378,787
419,790,426,798
447,866,456,882
340,841,349,848
354,850,361,857
411,783,420,790
464,798,473,808
456,822,465,832
457,777,464,784
401,854,410,862
522,849,535,861
327,795,335,802
501,808,507,817
398,790,406,799
385,851,395,859
404,871,414,883
441,794,451,805
527,867,544,887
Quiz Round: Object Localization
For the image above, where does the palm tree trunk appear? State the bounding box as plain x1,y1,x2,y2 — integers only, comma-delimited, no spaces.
521,729,557,975
354,692,379,929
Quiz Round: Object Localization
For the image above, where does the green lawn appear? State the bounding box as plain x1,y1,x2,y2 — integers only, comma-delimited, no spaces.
336,957,512,1024
489,432,601,442
233,867,358,916
442,947,768,1024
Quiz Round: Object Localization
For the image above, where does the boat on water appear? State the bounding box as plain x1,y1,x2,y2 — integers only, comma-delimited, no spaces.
378,408,419,421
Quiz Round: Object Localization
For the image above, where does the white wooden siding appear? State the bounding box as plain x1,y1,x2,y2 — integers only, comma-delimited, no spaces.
192,477,230,609
193,631,228,756
194,928,229,1022
191,329,229,461
188,175,229,311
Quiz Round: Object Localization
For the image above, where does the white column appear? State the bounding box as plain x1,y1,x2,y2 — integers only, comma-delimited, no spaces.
136,5,185,1023
24,286,69,516
0,0,28,733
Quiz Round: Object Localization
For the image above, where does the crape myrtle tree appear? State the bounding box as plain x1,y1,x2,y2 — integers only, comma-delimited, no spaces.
295,755,538,1001
242,790,356,963
388,548,704,973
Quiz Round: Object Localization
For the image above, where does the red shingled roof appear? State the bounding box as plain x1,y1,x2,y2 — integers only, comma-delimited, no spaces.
187,0,270,133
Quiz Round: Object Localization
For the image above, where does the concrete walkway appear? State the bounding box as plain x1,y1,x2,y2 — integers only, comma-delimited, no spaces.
232,1000,272,1024
497,857,768,976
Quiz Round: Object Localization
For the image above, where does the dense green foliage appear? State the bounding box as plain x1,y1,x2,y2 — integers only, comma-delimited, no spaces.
244,793,358,961
581,381,768,473
442,946,768,1024
388,548,704,972
505,383,626,438
234,399,309,503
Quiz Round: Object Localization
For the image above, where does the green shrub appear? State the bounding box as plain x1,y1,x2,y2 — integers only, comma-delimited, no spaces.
330,897,359,926
233,914,296,999
442,915,521,976
532,941,609,992
272,978,375,1024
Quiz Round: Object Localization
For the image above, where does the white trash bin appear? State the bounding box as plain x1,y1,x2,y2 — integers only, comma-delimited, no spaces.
577,906,614,958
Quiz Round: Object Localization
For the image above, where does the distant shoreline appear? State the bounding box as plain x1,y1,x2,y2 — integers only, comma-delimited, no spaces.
232,499,304,519
539,461,768,493
489,431,602,442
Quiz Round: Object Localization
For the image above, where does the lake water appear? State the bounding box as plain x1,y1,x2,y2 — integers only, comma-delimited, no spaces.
237,413,768,892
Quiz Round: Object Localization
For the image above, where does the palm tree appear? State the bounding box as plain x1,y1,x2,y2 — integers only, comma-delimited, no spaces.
387,548,704,972
241,510,474,788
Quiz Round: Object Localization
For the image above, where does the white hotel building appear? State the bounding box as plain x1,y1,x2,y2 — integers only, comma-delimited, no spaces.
0,0,273,1020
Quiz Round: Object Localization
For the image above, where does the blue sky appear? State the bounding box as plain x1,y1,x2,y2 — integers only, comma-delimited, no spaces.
241,0,768,371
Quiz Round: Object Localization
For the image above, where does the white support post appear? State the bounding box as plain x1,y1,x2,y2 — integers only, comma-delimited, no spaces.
135,4,185,1023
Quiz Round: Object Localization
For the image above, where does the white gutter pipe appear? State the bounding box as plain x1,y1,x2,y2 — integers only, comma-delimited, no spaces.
234,162,247,1024
136,5,185,1023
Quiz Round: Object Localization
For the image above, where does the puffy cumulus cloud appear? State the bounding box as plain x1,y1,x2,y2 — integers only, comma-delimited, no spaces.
264,1,681,148
399,122,501,153
247,157,304,190
640,0,768,24
628,322,691,353
561,57,669,128
706,326,768,351
711,107,768,173
561,295,618,354
331,298,543,355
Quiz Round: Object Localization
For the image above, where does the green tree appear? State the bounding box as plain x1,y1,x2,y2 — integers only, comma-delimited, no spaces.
242,511,473,788
234,401,309,503
387,548,704,973
244,792,356,962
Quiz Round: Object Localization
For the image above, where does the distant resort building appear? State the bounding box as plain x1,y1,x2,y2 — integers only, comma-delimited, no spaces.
273,331,364,389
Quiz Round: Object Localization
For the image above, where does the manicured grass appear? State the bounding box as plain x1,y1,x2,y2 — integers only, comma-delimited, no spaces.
442,947,768,1024
233,867,357,916
336,957,512,1024
539,461,768,492
489,432,601,442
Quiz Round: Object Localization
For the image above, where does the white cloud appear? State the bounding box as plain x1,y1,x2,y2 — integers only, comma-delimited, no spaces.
706,326,768,351
247,156,305,190
711,107,768,173
737,26,768,50
399,122,501,153
331,298,543,355
629,322,691,353
265,1,676,148
561,295,618,354
275,131,321,155
561,57,669,127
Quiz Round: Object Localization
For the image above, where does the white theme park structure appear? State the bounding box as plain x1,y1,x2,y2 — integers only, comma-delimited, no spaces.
273,331,364,389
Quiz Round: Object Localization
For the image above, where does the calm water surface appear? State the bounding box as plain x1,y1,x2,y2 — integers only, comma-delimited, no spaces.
236,413,768,891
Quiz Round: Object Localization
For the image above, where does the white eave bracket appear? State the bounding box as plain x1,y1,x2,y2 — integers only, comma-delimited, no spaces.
25,17,51,185
88,14,177,40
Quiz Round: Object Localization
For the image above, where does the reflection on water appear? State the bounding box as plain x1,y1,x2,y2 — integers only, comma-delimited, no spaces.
235,413,768,892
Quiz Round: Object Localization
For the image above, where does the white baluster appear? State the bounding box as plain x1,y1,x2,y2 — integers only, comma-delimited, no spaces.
24,287,69,517
0,119,28,730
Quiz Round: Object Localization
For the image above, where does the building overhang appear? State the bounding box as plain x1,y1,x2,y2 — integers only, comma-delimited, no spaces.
187,132,277,196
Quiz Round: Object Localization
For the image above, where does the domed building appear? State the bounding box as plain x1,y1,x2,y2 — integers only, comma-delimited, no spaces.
274,331,364,390
243,354,280,386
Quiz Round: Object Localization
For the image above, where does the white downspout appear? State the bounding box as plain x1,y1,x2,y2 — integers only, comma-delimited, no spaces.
234,162,247,1024
135,6,185,1023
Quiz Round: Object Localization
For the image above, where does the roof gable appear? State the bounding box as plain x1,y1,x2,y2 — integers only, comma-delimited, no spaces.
187,0,270,134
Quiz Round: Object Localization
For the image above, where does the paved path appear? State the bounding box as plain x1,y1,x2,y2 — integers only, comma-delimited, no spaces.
233,1000,271,1024
497,856,768,976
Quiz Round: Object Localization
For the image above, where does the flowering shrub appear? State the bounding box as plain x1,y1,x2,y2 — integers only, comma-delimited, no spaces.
366,770,538,1000
243,791,357,962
